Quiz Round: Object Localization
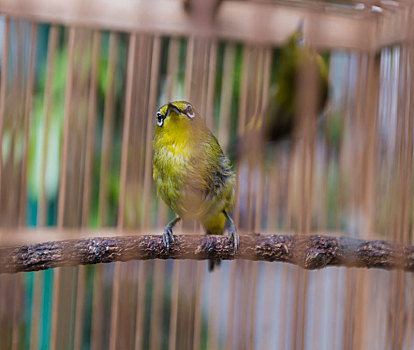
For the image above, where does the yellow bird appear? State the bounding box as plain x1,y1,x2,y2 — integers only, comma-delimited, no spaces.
236,24,328,160
152,101,239,269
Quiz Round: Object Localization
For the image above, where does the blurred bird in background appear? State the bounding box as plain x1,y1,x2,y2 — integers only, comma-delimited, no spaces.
235,23,329,161
152,101,239,271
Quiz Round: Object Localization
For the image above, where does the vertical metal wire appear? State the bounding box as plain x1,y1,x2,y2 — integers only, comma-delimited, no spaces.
225,43,250,350
350,52,366,350
134,36,154,229
236,45,249,140
37,25,58,227
351,52,376,350
389,43,406,350
50,26,76,350
198,42,235,350
192,262,204,350
322,51,348,350
383,48,397,345
393,41,411,350
148,36,180,350
142,35,161,229
377,47,391,350
18,22,37,227
108,32,136,350
335,51,351,240
205,39,217,131
185,36,195,100
342,52,363,350
168,262,180,350
0,19,24,227
300,53,320,350
156,37,179,227
134,262,146,350
118,33,136,237
183,263,197,350
81,30,100,228
149,260,166,350
98,33,119,226
11,275,23,350
57,27,76,228
90,32,119,350
206,266,221,350
399,41,413,350
218,44,235,151
29,271,43,350
12,22,37,350
30,26,58,349
191,39,218,350
176,36,212,350
0,18,10,206
134,35,161,350
405,34,414,350
247,47,268,350
119,23,154,331
239,47,264,348
90,264,103,350
364,53,381,350
73,267,86,350
73,30,100,350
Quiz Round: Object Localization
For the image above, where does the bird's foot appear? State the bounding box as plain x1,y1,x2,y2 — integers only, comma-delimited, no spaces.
162,217,181,252
208,259,221,272
223,211,239,252
162,225,175,252
227,225,239,252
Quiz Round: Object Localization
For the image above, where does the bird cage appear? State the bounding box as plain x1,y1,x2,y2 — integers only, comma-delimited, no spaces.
0,0,413,349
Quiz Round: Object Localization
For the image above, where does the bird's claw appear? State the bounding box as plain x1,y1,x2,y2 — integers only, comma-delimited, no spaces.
227,229,239,252
223,211,239,253
162,225,175,252
161,217,180,253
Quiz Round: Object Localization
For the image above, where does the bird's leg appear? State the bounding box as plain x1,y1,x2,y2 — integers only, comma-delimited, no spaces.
223,211,239,251
162,216,181,252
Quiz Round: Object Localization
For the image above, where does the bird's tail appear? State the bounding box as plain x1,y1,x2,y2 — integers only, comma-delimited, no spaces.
208,258,221,272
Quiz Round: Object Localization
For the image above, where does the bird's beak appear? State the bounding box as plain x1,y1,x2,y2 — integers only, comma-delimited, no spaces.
297,19,304,33
296,20,305,47
167,102,181,116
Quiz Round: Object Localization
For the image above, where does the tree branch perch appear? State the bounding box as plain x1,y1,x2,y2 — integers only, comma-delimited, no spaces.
1,233,414,273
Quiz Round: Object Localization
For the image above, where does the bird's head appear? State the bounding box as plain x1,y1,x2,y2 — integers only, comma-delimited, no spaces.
283,23,305,58
155,101,197,128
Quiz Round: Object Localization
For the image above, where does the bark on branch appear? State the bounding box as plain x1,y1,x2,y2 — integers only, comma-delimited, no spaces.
1,233,414,273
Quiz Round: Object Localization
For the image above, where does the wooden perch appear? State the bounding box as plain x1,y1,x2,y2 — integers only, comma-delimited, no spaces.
0,233,414,273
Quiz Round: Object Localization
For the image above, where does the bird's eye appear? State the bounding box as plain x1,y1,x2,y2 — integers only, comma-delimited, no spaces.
156,112,164,127
184,105,195,119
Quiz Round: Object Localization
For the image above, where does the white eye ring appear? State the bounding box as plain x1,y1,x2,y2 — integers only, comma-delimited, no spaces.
156,112,164,127
185,105,195,119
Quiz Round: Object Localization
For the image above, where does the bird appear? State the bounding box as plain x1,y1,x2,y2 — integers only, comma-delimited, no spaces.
236,24,329,161
152,101,238,270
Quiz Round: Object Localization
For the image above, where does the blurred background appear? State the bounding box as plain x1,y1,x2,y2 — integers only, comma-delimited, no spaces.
0,0,413,349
